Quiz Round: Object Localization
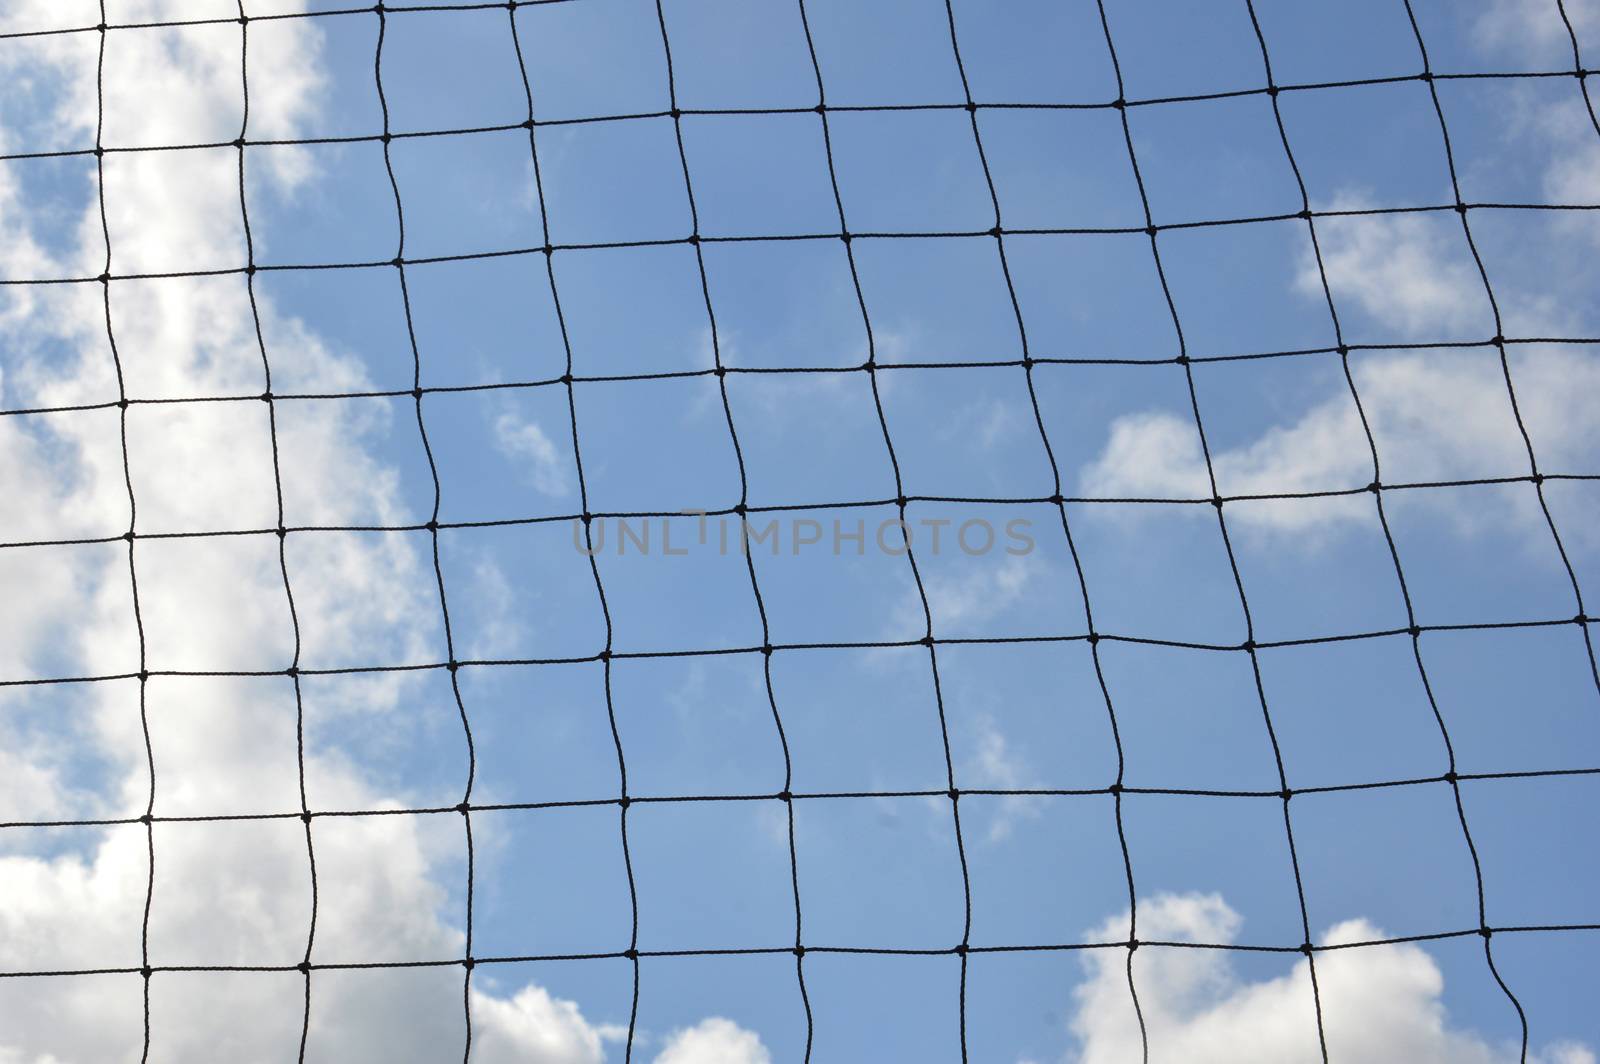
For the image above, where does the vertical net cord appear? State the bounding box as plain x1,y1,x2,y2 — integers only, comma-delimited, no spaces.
936,4,1150,1060
1090,3,1332,1059
1555,0,1600,701
502,7,640,1060
370,6,481,1060
231,3,321,1059
1239,3,1544,1057
90,3,158,1059
1404,0,1600,1052
1416,1,1600,698
648,3,817,1058
1510,0,1600,697
792,1,977,1058
1556,0,1600,146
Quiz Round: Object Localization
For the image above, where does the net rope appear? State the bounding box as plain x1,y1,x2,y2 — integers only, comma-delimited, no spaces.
0,2,1597,1063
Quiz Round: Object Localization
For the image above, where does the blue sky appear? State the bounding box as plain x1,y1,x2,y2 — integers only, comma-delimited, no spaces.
0,0,1597,1062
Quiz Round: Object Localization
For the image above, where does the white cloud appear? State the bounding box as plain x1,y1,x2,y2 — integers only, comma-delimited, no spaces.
1297,202,1489,340
1527,76,1600,219
0,741,72,829
0,6,766,1062
493,410,571,497
465,984,608,1064
1068,892,1592,1064
1081,346,1600,534
962,714,1043,844
1541,132,1600,231
940,394,1021,452
917,553,1038,630
1087,102,1600,539
1074,4,1586,540
1473,0,1598,65
458,553,527,660
653,1018,774,1064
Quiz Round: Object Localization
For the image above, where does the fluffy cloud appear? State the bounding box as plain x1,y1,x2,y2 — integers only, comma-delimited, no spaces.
1300,204,1491,340
1083,23,1600,537
653,1018,773,1064
459,985,610,1064
1080,346,1600,533
1068,893,1593,1064
0,4,765,1061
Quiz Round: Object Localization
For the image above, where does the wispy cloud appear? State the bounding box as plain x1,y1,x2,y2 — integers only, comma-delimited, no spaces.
493,409,572,497
1069,892,1593,1064
962,714,1044,844
1472,0,1599,65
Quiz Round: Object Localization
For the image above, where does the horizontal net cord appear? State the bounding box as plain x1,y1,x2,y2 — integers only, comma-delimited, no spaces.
0,474,1596,551
2,330,1600,416
6,201,1600,288
2,919,1597,982
0,0,580,43
0,612,1592,690
0,61,1596,162
4,762,1599,832
4,343,1600,425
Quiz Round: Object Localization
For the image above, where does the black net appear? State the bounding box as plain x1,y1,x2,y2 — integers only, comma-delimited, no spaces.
0,1,1597,1062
